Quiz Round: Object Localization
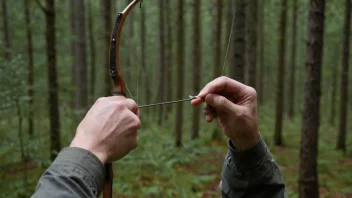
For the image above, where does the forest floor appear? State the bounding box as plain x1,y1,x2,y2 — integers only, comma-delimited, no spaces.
2,108,352,198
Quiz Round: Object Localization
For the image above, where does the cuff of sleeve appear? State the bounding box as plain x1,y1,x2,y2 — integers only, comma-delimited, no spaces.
228,134,267,172
55,147,106,195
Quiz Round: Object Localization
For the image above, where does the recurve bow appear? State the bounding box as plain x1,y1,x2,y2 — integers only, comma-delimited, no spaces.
103,1,141,198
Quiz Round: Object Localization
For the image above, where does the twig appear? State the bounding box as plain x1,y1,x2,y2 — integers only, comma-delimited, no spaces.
34,0,48,14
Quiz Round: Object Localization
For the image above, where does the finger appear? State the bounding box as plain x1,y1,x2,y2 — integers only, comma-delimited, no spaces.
204,103,216,122
191,97,204,106
198,76,247,99
205,93,240,114
124,99,139,115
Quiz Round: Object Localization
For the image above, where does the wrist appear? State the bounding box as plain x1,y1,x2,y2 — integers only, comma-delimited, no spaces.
230,132,259,151
70,138,108,164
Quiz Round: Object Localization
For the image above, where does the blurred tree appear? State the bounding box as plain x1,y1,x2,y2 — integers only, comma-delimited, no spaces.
329,48,339,126
165,0,173,115
101,0,112,96
175,0,184,147
337,0,351,151
126,0,133,84
226,0,234,73
192,0,201,139
274,0,287,146
246,0,257,89
74,0,88,114
299,0,325,197
258,0,265,104
36,0,61,160
140,6,150,114
288,0,298,119
230,0,245,83
211,0,223,140
157,0,165,125
88,1,96,102
69,0,76,108
213,0,222,78
24,0,34,136
1,0,11,60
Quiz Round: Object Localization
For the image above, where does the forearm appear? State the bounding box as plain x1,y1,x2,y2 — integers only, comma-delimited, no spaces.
221,135,286,198
32,148,105,198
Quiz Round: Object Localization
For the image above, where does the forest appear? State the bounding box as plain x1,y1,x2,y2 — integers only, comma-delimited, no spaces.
0,0,351,197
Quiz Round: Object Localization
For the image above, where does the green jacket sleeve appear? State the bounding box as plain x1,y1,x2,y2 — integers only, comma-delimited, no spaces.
220,135,286,198
31,147,105,198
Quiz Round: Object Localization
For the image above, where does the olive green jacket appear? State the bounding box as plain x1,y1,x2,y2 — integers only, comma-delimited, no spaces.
32,136,286,198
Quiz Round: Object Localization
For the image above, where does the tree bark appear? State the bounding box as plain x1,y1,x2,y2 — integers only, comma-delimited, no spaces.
329,58,338,126
246,0,258,89
140,6,150,114
213,0,222,78
69,0,76,109
192,0,201,139
2,0,11,60
175,0,184,147
101,0,112,96
157,0,165,125
274,0,287,146
258,0,265,104
74,0,88,113
165,0,173,115
88,1,96,102
24,0,34,136
299,1,325,197
230,0,246,83
337,0,351,151
44,0,61,161
288,0,298,118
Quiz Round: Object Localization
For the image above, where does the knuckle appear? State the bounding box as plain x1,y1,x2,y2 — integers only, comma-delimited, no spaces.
245,87,257,97
219,76,229,82
132,118,141,130
218,97,227,107
115,101,125,111
96,97,106,104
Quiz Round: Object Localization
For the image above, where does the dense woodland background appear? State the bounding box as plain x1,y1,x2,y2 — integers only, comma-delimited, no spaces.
0,0,352,197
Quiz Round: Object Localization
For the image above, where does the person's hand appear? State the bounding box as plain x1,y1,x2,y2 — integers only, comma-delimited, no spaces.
191,76,259,151
70,96,141,164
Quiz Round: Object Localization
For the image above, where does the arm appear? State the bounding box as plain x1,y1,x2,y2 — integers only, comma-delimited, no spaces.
32,148,105,198
221,136,286,197
32,96,140,197
191,76,286,198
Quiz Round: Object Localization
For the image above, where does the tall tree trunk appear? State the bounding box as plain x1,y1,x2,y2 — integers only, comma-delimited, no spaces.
101,0,112,96
246,0,258,89
2,0,11,60
88,1,96,102
24,0,34,136
274,0,287,146
125,0,133,86
213,0,222,78
337,0,351,151
140,6,150,114
16,100,27,186
329,55,338,126
157,0,165,125
288,0,298,118
258,0,265,104
299,1,325,197
165,0,173,115
211,0,223,140
45,0,61,161
69,0,76,109
192,0,201,139
74,0,88,114
227,0,234,74
230,0,246,83
175,0,184,147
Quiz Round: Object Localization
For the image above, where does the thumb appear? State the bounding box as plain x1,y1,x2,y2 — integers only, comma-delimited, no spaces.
205,93,239,114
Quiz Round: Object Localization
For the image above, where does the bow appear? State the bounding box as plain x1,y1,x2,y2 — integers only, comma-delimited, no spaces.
103,1,141,197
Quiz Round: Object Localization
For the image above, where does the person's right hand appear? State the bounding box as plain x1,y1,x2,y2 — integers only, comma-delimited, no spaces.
191,77,259,151
70,96,141,164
